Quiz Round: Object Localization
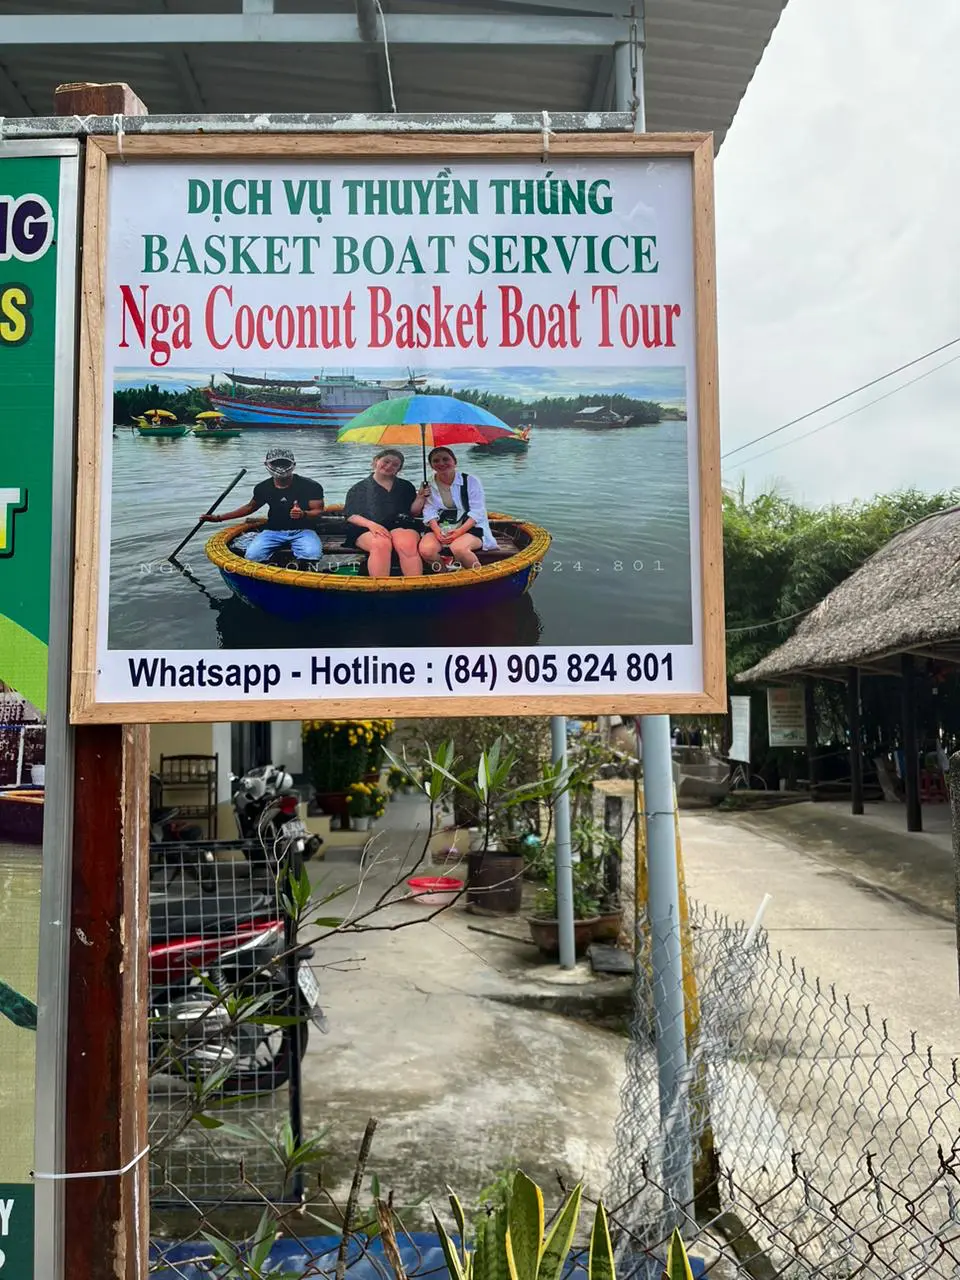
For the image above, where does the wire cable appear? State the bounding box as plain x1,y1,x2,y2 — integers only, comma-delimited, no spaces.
722,335,960,459
727,608,813,634
728,350,960,469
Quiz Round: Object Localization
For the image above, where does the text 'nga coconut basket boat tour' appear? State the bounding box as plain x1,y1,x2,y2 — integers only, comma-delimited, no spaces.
205,507,551,620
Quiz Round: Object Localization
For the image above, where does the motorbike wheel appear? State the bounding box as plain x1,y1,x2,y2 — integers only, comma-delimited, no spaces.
150,996,312,1097
213,1001,311,1096
303,835,324,862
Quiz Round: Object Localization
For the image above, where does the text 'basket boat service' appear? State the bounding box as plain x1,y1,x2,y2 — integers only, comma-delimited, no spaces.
205,507,551,621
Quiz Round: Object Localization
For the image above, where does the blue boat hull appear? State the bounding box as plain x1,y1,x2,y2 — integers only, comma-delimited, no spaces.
213,400,364,428
217,563,538,620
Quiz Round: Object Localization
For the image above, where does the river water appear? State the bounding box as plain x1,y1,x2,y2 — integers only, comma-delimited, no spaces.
108,423,693,650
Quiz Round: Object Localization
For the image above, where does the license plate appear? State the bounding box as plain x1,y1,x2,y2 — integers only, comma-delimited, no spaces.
297,961,321,1007
282,818,309,839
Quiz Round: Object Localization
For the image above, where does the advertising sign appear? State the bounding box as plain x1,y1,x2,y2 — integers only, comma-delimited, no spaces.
768,686,807,748
0,140,79,1280
729,696,751,764
71,134,723,722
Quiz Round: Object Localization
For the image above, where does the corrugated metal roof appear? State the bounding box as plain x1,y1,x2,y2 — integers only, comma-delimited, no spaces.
0,0,786,141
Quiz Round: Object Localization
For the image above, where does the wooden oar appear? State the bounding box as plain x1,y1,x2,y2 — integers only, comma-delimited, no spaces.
169,467,247,562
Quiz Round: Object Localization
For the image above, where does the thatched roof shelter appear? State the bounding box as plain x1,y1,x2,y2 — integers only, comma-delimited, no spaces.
739,505,960,683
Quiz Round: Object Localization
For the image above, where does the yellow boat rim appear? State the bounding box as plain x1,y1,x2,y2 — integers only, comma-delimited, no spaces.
206,508,552,594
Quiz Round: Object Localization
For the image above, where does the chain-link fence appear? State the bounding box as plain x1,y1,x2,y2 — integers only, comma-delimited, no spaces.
608,898,960,1278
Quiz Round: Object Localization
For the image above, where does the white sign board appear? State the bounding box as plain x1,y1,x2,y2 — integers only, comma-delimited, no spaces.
767,686,806,748
729,695,751,763
71,135,724,722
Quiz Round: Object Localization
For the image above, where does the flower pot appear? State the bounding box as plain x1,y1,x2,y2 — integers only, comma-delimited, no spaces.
527,915,602,958
466,851,524,916
315,790,351,823
592,910,623,942
349,815,371,832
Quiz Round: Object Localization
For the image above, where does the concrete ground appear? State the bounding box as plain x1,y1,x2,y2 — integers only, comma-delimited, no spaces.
731,798,955,918
299,793,628,1215
678,803,960,1052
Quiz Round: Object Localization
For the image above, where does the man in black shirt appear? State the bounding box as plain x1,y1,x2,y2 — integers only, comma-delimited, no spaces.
200,446,324,562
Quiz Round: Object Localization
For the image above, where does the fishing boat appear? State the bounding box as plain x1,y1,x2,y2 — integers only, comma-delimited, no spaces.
0,786,43,843
205,371,428,429
205,507,551,620
471,426,531,455
573,406,634,428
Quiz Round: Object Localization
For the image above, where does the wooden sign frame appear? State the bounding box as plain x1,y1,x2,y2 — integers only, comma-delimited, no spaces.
70,131,724,723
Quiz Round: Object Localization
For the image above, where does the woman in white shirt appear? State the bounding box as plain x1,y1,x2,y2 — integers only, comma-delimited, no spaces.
418,446,497,570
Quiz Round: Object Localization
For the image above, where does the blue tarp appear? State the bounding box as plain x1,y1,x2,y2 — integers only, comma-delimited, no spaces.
150,1233,706,1278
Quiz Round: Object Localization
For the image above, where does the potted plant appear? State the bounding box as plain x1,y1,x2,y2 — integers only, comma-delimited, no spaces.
302,720,387,825
345,781,386,832
527,819,622,956
363,718,395,782
384,737,571,917
386,766,407,800
528,861,603,958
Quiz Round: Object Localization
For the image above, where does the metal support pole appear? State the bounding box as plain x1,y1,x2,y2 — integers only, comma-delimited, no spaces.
640,713,694,1228
551,716,576,969
613,13,645,131
847,666,864,816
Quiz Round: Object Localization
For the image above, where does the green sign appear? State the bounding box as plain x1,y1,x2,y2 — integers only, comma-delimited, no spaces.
0,156,61,711
0,151,65,1280
0,1185,33,1276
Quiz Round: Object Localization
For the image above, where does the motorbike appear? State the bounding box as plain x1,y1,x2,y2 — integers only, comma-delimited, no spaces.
149,881,327,1095
231,763,324,874
147,764,328,1094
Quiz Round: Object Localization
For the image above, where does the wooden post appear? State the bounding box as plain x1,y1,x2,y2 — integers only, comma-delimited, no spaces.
804,677,818,799
57,79,150,1280
901,653,922,833
54,81,148,117
65,726,149,1280
846,666,863,816
948,751,960,997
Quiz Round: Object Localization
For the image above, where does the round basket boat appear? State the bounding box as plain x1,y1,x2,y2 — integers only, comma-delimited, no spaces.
137,424,188,438
205,506,551,621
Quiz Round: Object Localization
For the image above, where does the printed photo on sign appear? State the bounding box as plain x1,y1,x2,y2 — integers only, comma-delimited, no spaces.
77,145,722,713
109,363,692,659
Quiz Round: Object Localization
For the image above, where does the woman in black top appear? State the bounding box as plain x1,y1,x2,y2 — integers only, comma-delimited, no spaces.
343,448,429,577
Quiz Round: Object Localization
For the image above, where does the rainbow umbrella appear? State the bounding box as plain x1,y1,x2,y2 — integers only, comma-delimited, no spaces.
337,394,523,480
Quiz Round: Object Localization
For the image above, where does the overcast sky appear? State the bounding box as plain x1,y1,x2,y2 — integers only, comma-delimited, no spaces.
715,0,960,506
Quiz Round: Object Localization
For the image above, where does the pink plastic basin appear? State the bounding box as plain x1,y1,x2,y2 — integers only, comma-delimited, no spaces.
406,876,464,906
